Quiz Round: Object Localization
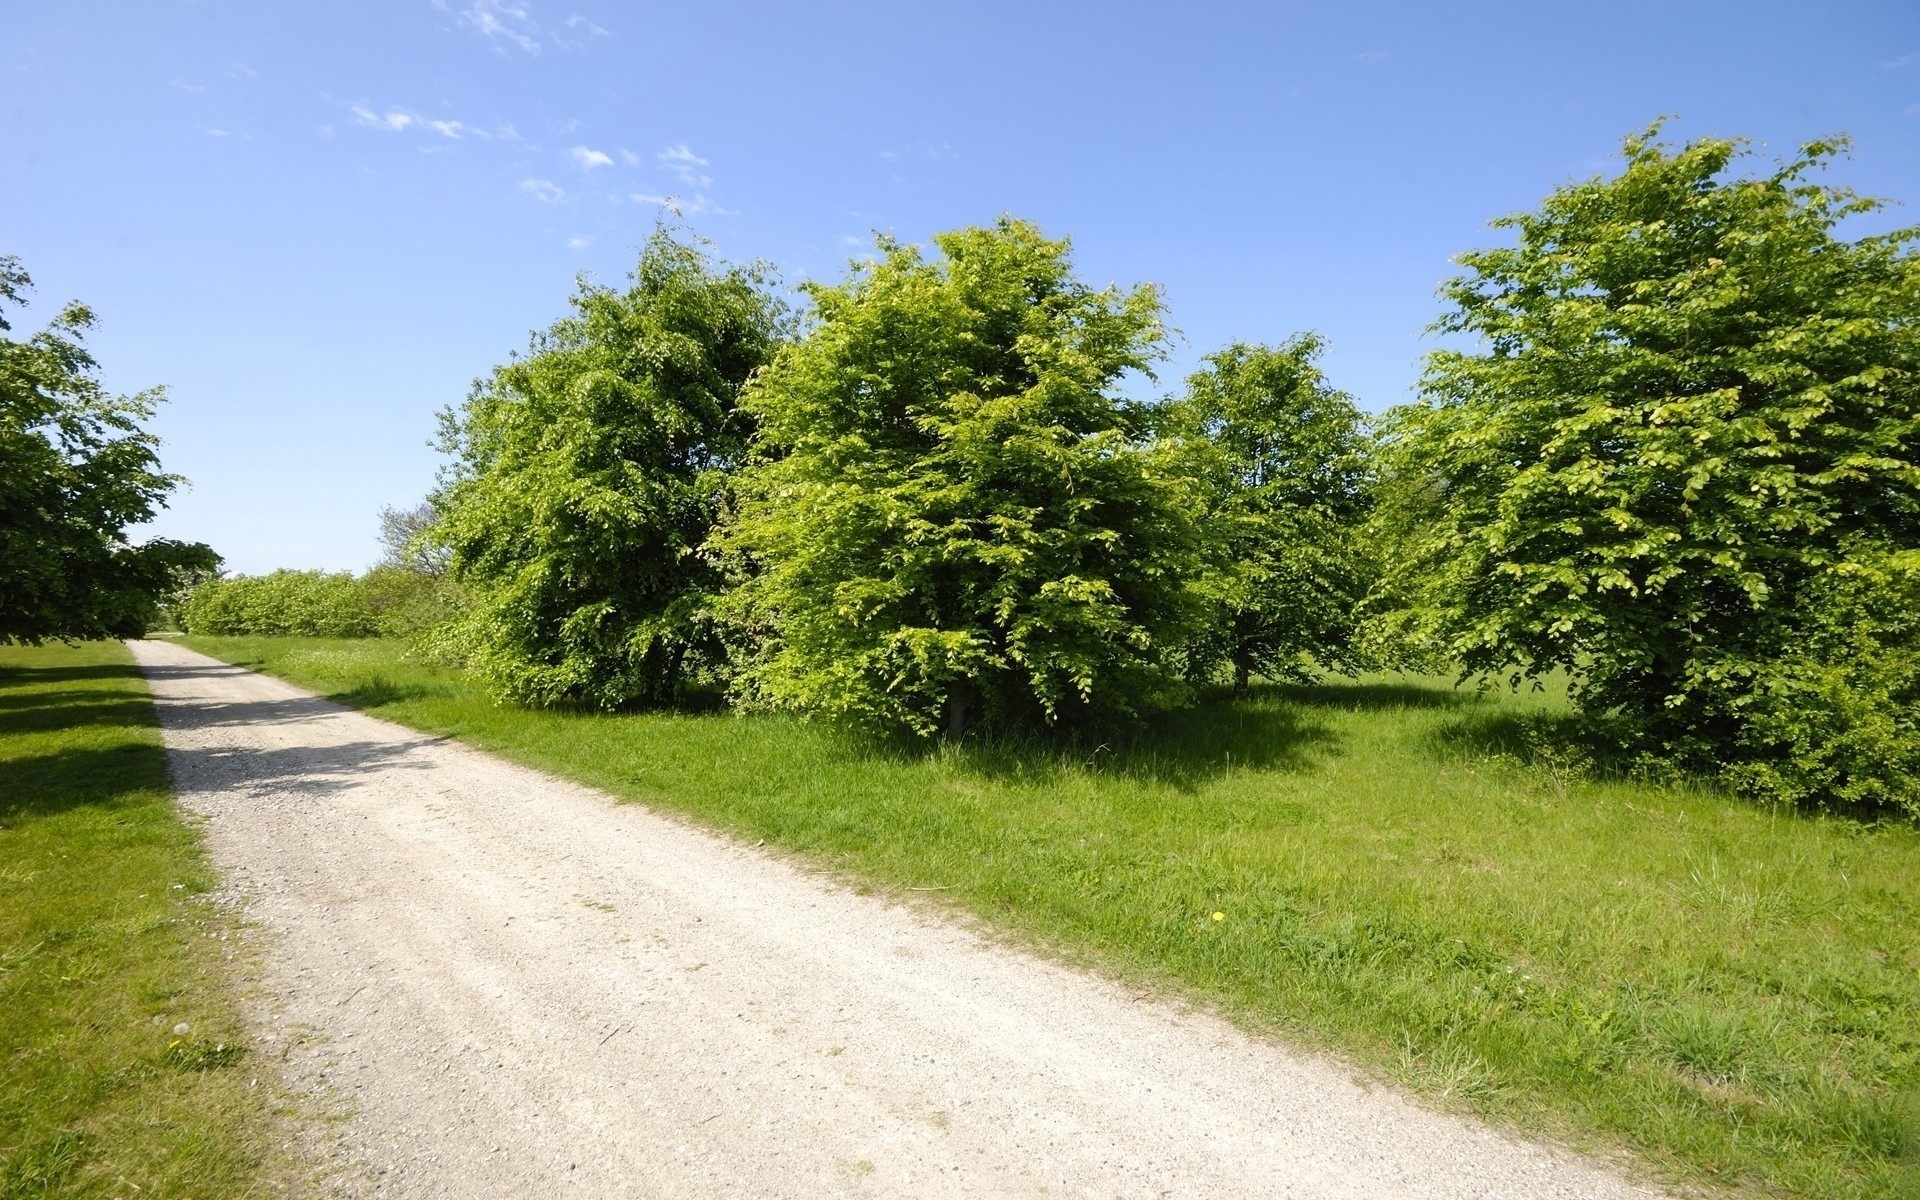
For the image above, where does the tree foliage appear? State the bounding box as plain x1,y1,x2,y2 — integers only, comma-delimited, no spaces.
429,229,782,708
0,256,217,642
724,219,1206,738
1380,126,1920,813
1169,337,1375,691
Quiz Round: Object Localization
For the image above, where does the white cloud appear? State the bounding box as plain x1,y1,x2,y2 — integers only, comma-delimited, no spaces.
228,63,259,79
554,12,611,48
567,235,593,248
838,234,865,247
199,126,232,137
657,143,712,187
629,192,729,216
1352,49,1388,64
1882,52,1918,69
570,145,614,169
352,105,415,133
169,79,207,93
619,148,640,166
630,192,672,206
350,103,466,138
520,178,567,203
449,0,542,53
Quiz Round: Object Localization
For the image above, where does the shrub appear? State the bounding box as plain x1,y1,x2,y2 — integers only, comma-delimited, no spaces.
1379,124,1920,813
427,228,782,709
723,218,1208,739
178,570,378,638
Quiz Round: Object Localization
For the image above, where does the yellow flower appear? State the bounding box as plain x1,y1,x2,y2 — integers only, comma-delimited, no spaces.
1211,911,1225,922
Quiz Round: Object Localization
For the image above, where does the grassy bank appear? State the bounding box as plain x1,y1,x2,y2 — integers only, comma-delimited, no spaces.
181,634,1920,1199
0,641,279,1198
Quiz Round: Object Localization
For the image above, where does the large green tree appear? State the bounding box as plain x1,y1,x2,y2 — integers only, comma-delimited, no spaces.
0,256,216,641
724,218,1206,739
1380,126,1920,812
429,230,783,708
1170,336,1375,692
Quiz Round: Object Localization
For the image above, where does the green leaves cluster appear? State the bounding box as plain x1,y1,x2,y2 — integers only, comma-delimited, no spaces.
177,566,452,639
724,220,1209,736
0,257,216,641
1168,337,1375,692
1380,125,1920,814
427,220,1371,736
427,228,782,708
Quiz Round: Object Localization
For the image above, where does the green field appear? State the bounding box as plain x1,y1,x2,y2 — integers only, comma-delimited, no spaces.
0,641,281,1198
180,634,1920,1200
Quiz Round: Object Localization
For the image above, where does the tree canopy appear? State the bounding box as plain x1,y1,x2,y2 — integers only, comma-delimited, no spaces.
1169,336,1376,691
724,218,1207,738
1380,126,1920,812
429,229,783,708
0,256,216,642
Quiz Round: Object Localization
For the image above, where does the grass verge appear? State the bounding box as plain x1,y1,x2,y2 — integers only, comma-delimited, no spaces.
182,633,1920,1200
1,640,279,1198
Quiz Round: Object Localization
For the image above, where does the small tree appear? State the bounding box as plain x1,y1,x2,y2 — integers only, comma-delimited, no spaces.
429,229,783,708
1381,125,1920,812
724,218,1207,739
1171,337,1374,692
0,256,217,641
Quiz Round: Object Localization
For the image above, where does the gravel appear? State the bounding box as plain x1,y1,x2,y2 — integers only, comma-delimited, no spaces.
130,638,1664,1199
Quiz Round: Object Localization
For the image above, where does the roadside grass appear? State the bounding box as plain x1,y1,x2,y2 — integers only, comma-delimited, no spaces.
181,634,1920,1200
1,641,278,1198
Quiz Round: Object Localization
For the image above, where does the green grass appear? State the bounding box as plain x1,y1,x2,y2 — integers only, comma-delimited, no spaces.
1,641,280,1198
182,633,1920,1200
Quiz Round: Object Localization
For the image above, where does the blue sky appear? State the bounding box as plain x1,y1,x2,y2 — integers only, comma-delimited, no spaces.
7,0,1918,573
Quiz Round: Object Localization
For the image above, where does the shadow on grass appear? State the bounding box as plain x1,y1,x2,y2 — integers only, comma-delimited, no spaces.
832,685,1341,791
0,693,160,737
0,661,147,686
1,742,172,822
1270,678,1481,712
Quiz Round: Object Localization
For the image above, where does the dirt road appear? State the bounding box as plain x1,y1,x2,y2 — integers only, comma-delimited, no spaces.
130,639,1659,1198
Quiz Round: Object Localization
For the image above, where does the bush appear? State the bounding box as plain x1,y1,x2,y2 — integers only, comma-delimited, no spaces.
724,218,1208,739
177,568,453,639
1379,125,1920,814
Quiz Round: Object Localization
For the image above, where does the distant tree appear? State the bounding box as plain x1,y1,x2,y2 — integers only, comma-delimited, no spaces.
723,218,1207,739
376,500,447,575
1171,337,1375,692
0,256,217,641
429,228,783,708
1380,125,1920,814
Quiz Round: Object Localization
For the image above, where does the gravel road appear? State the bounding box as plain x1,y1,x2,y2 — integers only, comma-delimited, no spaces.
129,639,1661,1199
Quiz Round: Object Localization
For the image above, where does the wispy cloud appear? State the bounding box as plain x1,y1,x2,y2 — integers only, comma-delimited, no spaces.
630,192,729,216
169,79,207,94
567,234,593,248
554,11,611,48
228,63,259,79
448,0,542,53
521,178,567,203
350,104,468,139
1352,49,1389,64
619,148,640,166
570,145,614,169
352,105,415,133
1882,52,1918,70
657,144,712,187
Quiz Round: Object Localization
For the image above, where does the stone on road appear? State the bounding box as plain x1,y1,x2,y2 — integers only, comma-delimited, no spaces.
130,639,1659,1199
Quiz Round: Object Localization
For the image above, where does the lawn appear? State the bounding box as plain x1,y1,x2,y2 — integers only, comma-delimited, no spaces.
181,633,1920,1200
0,641,281,1198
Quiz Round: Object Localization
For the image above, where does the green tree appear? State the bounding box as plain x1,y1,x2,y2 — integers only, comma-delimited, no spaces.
429,229,783,708
1171,337,1375,692
0,256,217,641
1381,125,1920,812
724,218,1206,739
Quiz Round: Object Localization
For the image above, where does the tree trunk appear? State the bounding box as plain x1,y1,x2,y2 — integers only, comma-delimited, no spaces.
1233,651,1251,697
944,689,968,744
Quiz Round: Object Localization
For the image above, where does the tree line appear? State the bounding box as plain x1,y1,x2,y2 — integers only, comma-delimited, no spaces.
7,124,1915,815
